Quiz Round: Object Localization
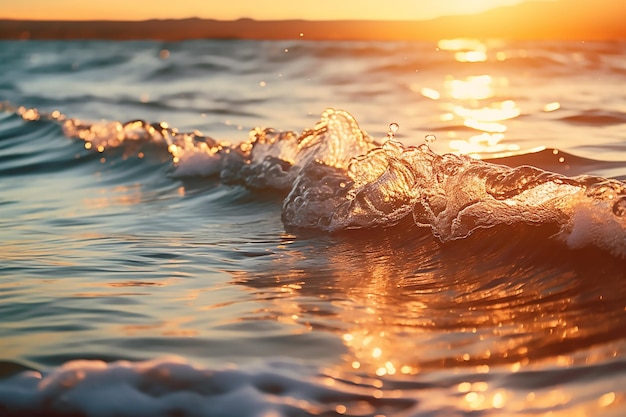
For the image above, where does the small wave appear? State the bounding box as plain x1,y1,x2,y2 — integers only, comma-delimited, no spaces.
0,110,97,176
559,109,626,126
6,104,626,259
483,147,626,176
144,61,233,82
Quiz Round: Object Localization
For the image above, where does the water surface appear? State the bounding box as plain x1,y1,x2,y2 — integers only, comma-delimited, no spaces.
0,39,625,416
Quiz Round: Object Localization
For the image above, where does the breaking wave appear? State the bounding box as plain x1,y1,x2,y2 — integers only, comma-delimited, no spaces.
42,105,626,259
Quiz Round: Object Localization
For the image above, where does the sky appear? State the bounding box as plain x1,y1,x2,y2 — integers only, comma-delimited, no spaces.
2,0,530,21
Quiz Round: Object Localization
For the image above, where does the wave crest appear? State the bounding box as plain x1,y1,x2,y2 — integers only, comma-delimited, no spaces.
275,110,626,259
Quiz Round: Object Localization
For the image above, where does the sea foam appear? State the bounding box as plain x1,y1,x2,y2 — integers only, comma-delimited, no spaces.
0,357,417,417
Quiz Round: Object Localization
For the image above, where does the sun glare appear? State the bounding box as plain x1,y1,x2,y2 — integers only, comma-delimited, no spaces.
438,38,489,62
417,38,528,157
445,75,495,100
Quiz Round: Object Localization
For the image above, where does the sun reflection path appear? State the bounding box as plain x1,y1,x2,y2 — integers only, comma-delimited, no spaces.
438,38,489,63
416,38,533,157
224,213,626,416
445,76,522,155
445,75,495,100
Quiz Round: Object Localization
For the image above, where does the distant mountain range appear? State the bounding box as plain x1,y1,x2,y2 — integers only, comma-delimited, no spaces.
1,0,623,40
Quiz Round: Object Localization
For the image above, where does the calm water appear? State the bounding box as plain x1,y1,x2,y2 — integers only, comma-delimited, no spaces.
0,39,625,416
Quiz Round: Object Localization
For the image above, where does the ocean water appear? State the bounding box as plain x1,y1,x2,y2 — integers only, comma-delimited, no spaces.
1,38,626,416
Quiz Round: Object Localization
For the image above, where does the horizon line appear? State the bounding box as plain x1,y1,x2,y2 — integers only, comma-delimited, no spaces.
1,12,625,42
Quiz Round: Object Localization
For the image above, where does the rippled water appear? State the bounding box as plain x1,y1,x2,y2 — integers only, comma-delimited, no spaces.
1,39,625,416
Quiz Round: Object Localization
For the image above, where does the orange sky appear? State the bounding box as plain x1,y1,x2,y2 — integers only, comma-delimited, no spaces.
2,0,532,21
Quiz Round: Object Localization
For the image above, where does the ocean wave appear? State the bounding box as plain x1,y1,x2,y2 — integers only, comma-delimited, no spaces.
279,125,626,260
558,109,626,126
5,104,626,260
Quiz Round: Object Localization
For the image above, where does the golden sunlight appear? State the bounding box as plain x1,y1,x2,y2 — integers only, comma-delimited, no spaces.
445,75,495,100
438,38,490,63
82,185,144,209
448,96,523,154
452,100,520,123
417,38,527,156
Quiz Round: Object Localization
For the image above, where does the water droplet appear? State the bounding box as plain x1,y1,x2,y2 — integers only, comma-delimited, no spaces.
425,134,436,144
386,122,399,140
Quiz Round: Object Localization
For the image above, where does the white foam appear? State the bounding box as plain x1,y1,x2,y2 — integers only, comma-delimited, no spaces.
0,357,304,417
559,193,626,259
172,150,223,177
0,357,421,417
